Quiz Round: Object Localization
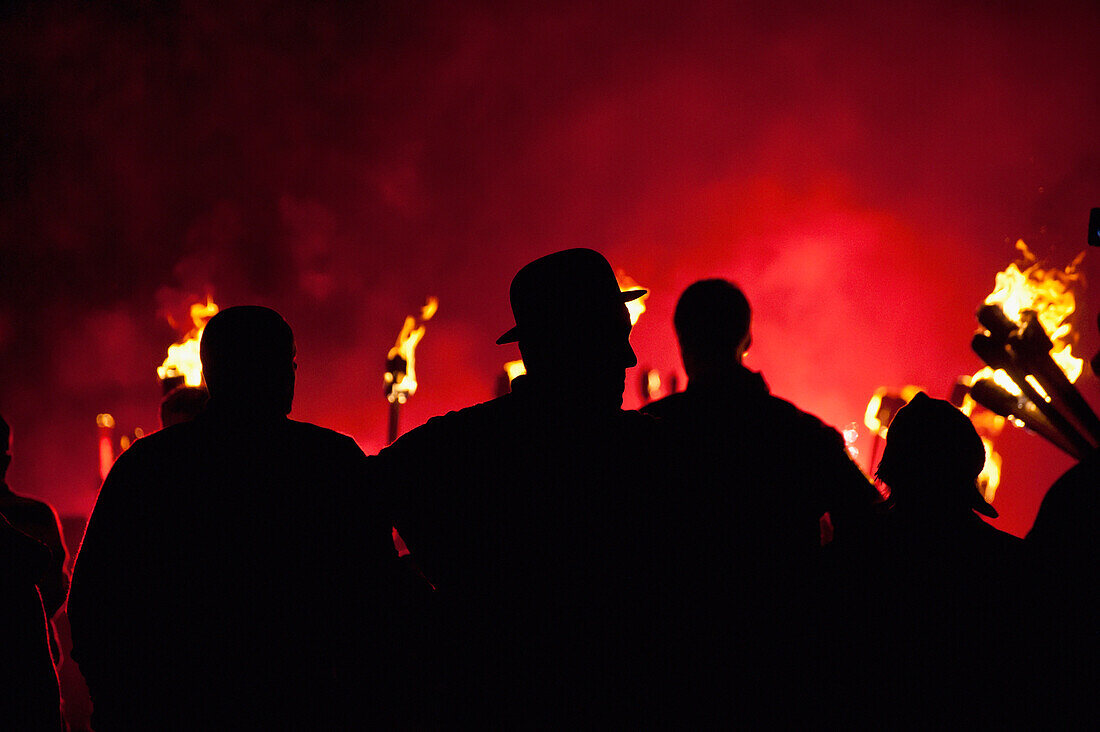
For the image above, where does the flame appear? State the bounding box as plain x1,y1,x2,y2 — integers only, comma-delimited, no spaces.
645,369,662,397
968,366,1023,398
863,385,924,437
504,359,527,381
982,240,1086,383
385,296,438,403
157,296,220,386
978,437,1002,504
615,271,648,326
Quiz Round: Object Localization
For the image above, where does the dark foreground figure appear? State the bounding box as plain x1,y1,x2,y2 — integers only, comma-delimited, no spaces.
372,249,686,726
1026,317,1100,723
0,414,69,666
1,513,62,731
850,392,1028,726
642,279,881,720
68,307,402,730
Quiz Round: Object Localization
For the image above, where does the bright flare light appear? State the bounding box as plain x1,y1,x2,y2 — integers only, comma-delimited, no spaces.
615,271,648,326
157,296,220,386
504,359,527,381
982,239,1086,384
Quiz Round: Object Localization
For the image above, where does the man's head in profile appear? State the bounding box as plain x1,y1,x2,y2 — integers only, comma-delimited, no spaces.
673,278,752,381
200,306,296,417
497,248,644,410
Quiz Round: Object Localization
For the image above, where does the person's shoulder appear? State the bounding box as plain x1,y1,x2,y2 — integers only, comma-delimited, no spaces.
398,397,504,442
764,393,844,445
639,391,689,419
286,419,364,454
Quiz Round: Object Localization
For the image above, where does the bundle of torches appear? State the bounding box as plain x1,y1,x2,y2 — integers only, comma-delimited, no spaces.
965,241,1098,462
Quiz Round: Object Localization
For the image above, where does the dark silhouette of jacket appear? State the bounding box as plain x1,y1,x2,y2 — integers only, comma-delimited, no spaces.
371,374,686,726
67,404,399,730
0,481,69,663
641,366,882,722
1026,451,1099,724
1,513,62,731
845,392,1029,726
643,366,879,555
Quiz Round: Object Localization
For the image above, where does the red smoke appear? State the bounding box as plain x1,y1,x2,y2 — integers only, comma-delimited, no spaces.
1,1,1098,537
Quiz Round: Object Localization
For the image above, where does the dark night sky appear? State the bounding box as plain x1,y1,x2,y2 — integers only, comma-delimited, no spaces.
2,0,1098,536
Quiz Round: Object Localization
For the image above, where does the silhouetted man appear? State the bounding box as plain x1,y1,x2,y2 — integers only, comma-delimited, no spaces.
640,279,881,719
0,414,69,665
643,279,880,551
371,249,684,725
1,513,62,731
862,392,1025,725
68,306,399,730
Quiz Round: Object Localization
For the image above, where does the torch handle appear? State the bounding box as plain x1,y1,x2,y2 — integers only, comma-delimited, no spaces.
1008,366,1095,456
972,333,1095,456
970,381,1082,460
387,399,400,445
1027,356,1100,447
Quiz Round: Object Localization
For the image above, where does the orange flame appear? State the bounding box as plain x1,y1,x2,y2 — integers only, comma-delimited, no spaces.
615,271,648,326
981,239,1086,384
504,359,527,381
385,297,438,403
863,385,924,438
978,436,1002,504
157,296,220,386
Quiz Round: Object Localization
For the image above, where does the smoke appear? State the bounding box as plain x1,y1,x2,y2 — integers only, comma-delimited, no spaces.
1,0,1098,535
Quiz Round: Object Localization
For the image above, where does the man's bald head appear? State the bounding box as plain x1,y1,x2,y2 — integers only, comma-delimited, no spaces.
200,306,296,415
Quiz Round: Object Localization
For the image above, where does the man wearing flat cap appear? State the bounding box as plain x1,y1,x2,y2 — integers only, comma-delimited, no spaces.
371,249,685,726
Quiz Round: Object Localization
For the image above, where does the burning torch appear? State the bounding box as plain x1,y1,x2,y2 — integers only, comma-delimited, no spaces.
965,241,1098,460
384,297,438,444
157,296,219,395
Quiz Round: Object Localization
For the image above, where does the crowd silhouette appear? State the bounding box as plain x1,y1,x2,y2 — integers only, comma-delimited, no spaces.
1,249,1096,729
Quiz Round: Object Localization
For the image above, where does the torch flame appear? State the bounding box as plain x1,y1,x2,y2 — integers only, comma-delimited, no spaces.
615,271,648,327
978,436,1002,504
504,359,527,381
157,296,220,386
385,296,438,403
982,240,1085,383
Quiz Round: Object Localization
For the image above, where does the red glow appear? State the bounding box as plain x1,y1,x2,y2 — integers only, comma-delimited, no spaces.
97,437,113,483
0,2,1098,542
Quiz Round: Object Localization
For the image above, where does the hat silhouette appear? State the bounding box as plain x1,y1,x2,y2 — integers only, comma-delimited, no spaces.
877,391,997,518
496,248,646,345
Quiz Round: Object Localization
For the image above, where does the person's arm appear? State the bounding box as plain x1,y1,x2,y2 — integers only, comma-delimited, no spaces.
817,426,882,543
32,503,68,618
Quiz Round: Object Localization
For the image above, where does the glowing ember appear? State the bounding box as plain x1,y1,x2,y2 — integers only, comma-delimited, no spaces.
504,359,527,381
385,297,438,403
615,271,648,326
157,296,220,386
982,239,1086,383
